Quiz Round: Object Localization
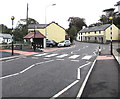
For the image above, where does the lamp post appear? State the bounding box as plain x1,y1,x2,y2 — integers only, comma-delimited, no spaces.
11,16,15,55
33,25,36,52
109,16,113,55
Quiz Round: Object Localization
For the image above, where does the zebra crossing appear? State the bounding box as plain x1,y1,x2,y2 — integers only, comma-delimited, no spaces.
34,53,93,60
34,53,82,60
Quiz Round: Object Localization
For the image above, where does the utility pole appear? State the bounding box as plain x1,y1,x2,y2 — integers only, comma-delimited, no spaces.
26,3,29,33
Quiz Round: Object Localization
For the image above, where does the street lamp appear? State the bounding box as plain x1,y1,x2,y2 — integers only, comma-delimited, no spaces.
109,16,113,55
11,16,15,55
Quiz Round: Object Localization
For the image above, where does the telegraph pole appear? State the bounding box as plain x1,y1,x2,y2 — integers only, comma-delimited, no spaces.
26,3,29,33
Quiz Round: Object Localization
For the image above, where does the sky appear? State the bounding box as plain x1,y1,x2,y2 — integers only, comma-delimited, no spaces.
0,0,119,29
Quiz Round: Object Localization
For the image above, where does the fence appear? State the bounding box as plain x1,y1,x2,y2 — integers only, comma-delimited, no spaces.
0,44,32,50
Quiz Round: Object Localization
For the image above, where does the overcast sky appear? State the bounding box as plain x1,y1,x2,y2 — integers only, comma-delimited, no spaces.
0,0,119,29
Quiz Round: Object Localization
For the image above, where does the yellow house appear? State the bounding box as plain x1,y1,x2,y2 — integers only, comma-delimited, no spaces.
77,24,120,43
28,22,66,43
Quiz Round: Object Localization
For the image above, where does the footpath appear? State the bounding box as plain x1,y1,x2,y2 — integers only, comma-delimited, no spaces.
0,47,68,61
80,48,120,98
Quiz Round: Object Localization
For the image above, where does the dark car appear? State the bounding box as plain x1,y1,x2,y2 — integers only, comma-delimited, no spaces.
46,40,57,47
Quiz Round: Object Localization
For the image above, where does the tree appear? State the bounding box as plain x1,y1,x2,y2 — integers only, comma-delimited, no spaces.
68,26,77,43
68,17,87,32
0,24,11,33
67,17,87,42
13,18,39,42
99,14,120,29
99,15,108,24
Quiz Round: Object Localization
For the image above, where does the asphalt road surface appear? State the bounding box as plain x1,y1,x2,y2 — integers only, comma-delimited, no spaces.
1,42,100,98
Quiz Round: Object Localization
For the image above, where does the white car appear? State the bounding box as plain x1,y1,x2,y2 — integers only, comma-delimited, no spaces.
57,40,71,47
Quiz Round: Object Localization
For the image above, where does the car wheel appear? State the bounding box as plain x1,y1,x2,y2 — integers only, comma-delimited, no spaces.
49,44,53,48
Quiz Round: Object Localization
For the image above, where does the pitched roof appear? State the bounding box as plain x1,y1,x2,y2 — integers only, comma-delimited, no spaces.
78,24,111,33
28,21,65,30
28,24,47,29
23,30,46,39
0,33,12,39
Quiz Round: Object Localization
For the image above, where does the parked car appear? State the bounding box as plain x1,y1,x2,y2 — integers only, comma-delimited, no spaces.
46,40,57,47
57,40,71,47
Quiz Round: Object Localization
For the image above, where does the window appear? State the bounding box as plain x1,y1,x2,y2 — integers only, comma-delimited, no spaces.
99,31,101,34
95,31,96,34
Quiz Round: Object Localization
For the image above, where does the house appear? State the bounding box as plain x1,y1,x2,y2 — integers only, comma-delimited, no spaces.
28,21,66,43
76,24,120,43
23,30,46,48
0,33,12,44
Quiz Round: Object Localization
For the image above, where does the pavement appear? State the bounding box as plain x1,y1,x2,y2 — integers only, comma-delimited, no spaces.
80,48,120,98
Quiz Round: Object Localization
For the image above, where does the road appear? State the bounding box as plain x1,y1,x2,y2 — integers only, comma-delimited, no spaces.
1,42,100,98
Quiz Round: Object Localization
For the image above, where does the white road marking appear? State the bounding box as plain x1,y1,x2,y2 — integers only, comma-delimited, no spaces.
69,55,80,59
4,57,21,62
0,60,54,80
77,62,91,80
76,59,97,98
44,58,51,60
93,51,96,55
56,54,68,58
31,57,39,59
51,80,79,98
0,73,19,80
34,53,48,56
20,64,35,74
56,59,64,61
79,62,91,69
77,68,81,80
71,60,79,62
82,55,92,60
45,54,58,57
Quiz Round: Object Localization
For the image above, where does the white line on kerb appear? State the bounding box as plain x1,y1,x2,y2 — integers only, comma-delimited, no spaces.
76,59,97,98
51,80,79,99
